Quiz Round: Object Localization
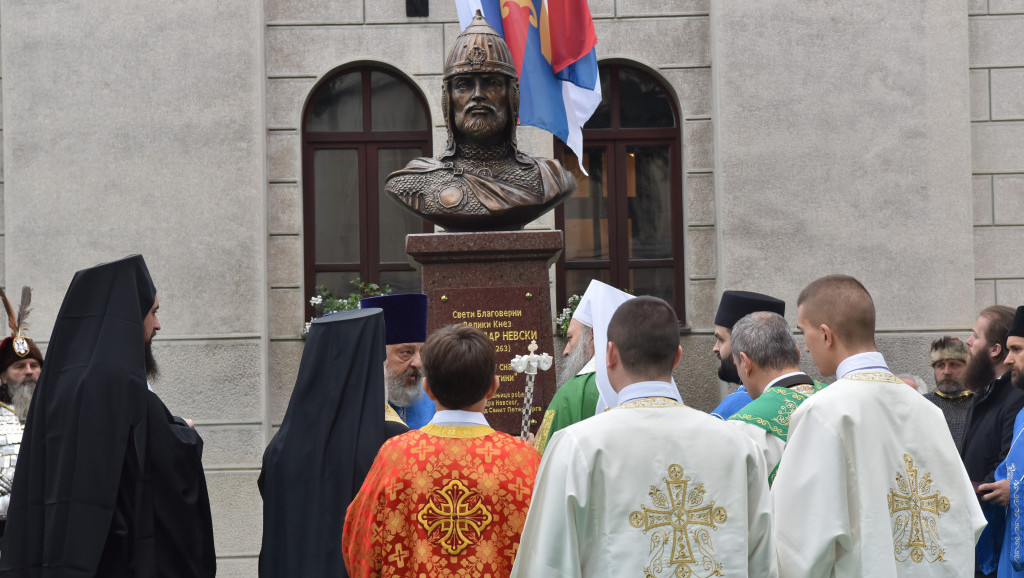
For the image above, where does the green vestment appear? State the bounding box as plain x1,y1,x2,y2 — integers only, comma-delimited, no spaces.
533,372,599,454
729,379,828,483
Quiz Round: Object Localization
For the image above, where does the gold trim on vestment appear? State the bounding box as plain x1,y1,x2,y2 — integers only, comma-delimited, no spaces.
384,403,408,425
533,409,555,453
615,397,685,410
933,389,973,400
420,424,494,438
845,371,905,384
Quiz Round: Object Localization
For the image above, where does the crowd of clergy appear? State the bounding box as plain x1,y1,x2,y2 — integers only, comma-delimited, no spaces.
1,255,1024,578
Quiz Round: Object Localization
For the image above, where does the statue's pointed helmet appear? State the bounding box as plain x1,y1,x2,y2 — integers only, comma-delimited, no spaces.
440,11,522,160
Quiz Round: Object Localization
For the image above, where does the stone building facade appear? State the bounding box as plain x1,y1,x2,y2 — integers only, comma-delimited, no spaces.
0,0,1021,572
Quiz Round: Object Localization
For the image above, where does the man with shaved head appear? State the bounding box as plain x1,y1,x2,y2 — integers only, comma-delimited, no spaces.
772,275,985,577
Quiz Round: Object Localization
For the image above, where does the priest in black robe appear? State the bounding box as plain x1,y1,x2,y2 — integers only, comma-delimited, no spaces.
258,308,388,578
0,254,216,577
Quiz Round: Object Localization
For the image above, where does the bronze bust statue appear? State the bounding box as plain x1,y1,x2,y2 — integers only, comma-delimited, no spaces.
384,12,576,232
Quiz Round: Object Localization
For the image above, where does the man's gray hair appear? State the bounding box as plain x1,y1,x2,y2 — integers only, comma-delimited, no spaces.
730,311,799,371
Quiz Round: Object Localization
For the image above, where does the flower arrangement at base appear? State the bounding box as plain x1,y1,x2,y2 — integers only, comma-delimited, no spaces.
302,278,391,337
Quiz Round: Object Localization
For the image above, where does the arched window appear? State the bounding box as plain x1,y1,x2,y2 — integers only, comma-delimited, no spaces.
302,65,432,310
555,63,685,322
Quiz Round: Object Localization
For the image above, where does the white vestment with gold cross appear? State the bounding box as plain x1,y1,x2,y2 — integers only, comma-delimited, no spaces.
510,381,777,578
772,365,986,577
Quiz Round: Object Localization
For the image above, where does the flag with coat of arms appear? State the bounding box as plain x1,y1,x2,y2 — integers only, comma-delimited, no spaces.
455,0,601,173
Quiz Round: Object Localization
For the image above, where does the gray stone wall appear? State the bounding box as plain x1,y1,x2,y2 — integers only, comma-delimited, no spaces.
0,0,268,574
969,6,1024,310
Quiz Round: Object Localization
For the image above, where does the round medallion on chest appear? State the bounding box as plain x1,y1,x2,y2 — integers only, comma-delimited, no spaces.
438,184,465,209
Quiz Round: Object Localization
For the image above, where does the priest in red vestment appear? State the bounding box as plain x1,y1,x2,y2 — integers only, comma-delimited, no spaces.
343,324,541,577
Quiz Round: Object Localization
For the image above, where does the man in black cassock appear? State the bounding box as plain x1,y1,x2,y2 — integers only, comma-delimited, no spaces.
0,254,216,577
258,308,388,578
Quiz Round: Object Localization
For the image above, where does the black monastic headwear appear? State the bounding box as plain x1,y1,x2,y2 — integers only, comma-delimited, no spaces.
714,290,786,329
0,254,215,576
258,307,388,578
1009,306,1024,339
359,293,428,345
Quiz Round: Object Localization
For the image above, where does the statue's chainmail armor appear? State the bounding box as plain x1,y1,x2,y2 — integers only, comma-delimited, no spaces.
386,143,543,217
383,12,575,231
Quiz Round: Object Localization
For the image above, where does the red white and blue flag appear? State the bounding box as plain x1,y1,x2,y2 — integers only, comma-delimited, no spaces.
456,0,601,173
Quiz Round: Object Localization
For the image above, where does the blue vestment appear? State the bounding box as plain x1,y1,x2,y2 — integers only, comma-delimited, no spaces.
989,408,1024,577
710,385,752,419
389,391,436,430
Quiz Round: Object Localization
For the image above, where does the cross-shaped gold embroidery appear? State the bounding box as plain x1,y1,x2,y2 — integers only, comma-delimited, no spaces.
417,479,493,555
888,453,950,564
630,464,728,577
477,441,500,463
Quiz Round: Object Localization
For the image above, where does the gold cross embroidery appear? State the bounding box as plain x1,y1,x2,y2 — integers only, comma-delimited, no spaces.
417,479,493,556
888,453,950,564
630,464,728,577
477,441,500,463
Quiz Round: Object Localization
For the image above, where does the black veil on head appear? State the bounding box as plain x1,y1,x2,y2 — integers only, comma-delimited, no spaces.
0,254,159,573
258,307,388,578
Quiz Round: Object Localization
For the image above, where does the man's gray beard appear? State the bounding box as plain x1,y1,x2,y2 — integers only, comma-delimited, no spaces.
385,365,423,408
935,379,966,395
560,331,593,389
10,379,35,422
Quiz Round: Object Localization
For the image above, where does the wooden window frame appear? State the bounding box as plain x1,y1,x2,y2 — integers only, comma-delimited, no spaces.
555,63,686,323
301,66,433,318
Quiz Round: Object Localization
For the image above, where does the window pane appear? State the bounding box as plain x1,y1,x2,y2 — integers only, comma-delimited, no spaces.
584,67,611,129
566,269,611,300
629,267,674,304
380,270,422,294
371,71,428,131
378,148,425,262
619,68,674,128
314,149,361,263
626,145,673,259
315,271,360,301
307,72,362,132
563,147,609,260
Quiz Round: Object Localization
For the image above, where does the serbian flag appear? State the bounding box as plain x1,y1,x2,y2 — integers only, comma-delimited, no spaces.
456,0,601,173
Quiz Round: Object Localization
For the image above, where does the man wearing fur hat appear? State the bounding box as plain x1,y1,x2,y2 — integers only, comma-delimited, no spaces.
0,286,42,422
384,11,575,232
924,336,972,451
0,286,42,539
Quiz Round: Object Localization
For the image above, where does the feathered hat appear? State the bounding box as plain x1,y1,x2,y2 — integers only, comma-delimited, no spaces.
0,286,43,374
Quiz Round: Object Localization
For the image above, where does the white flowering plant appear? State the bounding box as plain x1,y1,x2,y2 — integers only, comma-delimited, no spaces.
302,279,391,336
554,293,582,338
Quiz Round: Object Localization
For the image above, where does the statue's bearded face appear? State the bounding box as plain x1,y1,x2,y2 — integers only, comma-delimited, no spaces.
450,73,509,146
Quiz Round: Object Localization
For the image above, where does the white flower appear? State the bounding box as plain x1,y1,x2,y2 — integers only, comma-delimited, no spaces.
310,295,323,306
